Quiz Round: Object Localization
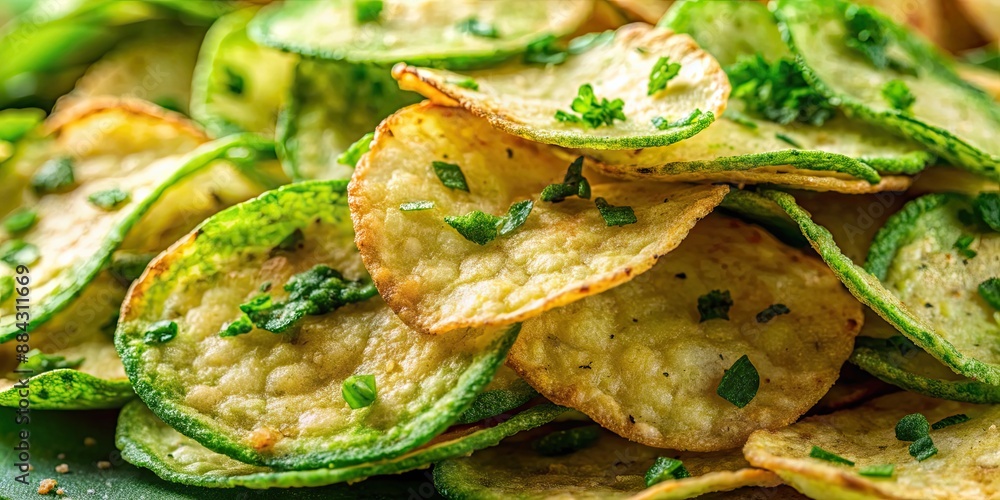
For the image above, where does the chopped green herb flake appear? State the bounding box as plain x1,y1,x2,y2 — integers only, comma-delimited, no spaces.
87,188,130,210
432,161,470,192
555,84,626,128
756,303,790,323
524,35,568,65
456,17,498,38
532,425,601,457
342,374,377,409
337,132,374,167
843,5,916,75
954,235,977,259
219,314,254,337
932,414,971,430
498,200,533,236
716,354,759,408
594,197,636,227
3,208,37,234
727,54,835,126
645,457,691,486
978,278,1000,311
0,276,13,303
445,200,534,245
809,446,855,466
909,435,937,461
400,201,435,211
974,192,1000,231
18,349,83,375
723,108,758,129
698,289,733,322
30,156,75,194
455,78,479,90
108,252,155,285
859,464,894,477
882,79,915,112
354,0,383,23
143,320,178,344
541,157,590,203
241,265,377,333
895,413,930,441
652,109,705,130
648,57,681,96
775,133,802,149
0,240,39,267
223,66,244,96
567,31,613,54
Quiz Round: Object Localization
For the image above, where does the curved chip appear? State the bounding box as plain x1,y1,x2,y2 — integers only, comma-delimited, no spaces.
248,0,593,67
774,0,1000,181
393,23,728,149
809,362,894,415
718,189,808,248
608,0,674,24
761,189,1000,386
457,365,538,425
508,214,863,451
190,6,296,137
745,392,1000,500
116,399,567,488
349,103,729,335
117,181,519,470
908,166,1000,197
433,426,781,499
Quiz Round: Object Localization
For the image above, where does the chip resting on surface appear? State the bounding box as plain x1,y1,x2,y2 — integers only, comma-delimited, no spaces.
393,23,729,149
508,214,863,451
745,392,1000,499
349,103,729,335
433,425,781,499
117,181,519,470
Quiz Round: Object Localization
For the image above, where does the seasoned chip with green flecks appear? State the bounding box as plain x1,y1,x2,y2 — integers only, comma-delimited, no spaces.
117,181,519,470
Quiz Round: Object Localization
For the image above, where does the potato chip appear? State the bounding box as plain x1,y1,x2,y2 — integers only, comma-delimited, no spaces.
908,165,1000,197
809,363,895,415
457,365,538,425
608,0,674,24
349,103,728,335
958,62,1000,101
507,214,863,451
393,23,729,149
433,426,780,499
958,0,1000,41
117,181,519,470
745,392,1000,499
116,400,567,488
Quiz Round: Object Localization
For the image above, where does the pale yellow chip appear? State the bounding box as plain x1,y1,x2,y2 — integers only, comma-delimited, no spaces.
349,103,729,335
745,392,1000,499
508,214,864,451
433,426,781,499
908,165,1000,197
393,23,729,149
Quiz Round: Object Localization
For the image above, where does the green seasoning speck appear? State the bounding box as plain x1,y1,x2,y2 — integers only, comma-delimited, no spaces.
716,354,759,408
895,413,930,441
648,57,681,96
858,464,894,477
18,349,84,374
809,446,855,466
30,156,75,194
652,109,705,130
909,435,938,461
882,79,915,112
645,457,691,487
980,278,1000,311
756,304,790,323
445,200,534,245
932,414,970,430
524,34,568,65
0,276,13,303
354,0,383,23
843,5,916,75
400,201,435,211
143,320,178,344
219,314,254,337
954,235,977,259
0,240,39,267
531,425,601,457
456,17,498,38
727,54,835,126
594,197,636,227
498,200,533,236
775,133,802,148
541,156,590,203
3,208,37,234
87,188,130,210
337,132,374,168
342,374,377,409
698,290,733,322
555,84,626,128
455,78,479,90
432,161,470,192
723,109,758,129
975,192,1000,231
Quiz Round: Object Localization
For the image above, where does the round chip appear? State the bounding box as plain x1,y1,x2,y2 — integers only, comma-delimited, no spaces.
433,426,781,499
117,181,519,470
393,23,729,149
508,214,863,451
745,392,1000,500
349,103,729,335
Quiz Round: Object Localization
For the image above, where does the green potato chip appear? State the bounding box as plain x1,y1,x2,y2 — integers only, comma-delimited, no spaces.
456,365,538,425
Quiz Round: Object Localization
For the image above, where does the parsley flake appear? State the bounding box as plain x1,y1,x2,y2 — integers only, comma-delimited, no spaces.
809,446,854,466
648,57,681,95
456,17,498,38
978,278,1000,311
652,109,705,130
882,80,915,112
219,314,254,337
432,161,470,192
843,5,916,75
88,188,131,210
895,413,929,441
954,235,977,259
524,35,568,65
723,108,758,129
756,303,790,323
0,240,39,267
775,133,802,148
454,78,479,90
555,84,626,128
354,0,382,23
932,414,970,430
859,464,894,477
31,156,75,194
342,374,377,409
3,208,37,234
974,192,1000,231
143,320,178,344
909,435,937,461
594,197,636,227
645,457,691,486
18,349,83,374
532,425,601,456
337,132,374,167
541,156,590,202
445,200,534,245
400,201,435,211
716,354,759,408
697,290,733,322
727,55,835,126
